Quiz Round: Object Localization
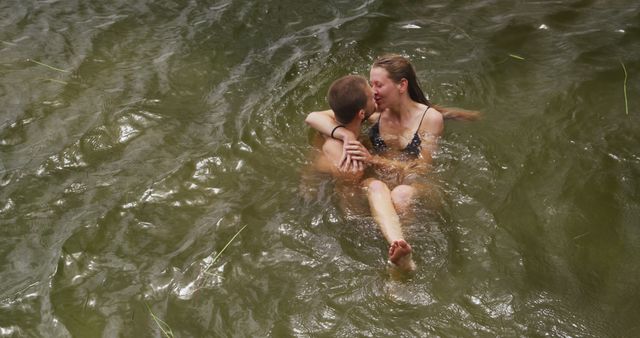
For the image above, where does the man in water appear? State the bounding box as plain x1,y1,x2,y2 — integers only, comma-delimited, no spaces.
310,75,415,272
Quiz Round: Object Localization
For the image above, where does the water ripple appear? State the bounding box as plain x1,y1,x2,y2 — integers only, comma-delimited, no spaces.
1,0,639,336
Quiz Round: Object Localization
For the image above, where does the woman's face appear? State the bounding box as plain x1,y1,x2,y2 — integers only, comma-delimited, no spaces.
369,66,401,112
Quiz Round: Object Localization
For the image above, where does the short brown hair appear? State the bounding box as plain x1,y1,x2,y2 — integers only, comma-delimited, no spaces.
327,75,368,125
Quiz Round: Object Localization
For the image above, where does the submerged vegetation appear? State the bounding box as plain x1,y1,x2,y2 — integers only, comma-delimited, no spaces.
205,224,248,275
145,225,248,336
621,61,629,115
27,58,69,73
146,303,175,338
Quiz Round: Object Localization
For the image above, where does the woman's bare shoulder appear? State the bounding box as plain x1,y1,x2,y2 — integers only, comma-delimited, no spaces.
426,106,442,118
423,107,444,135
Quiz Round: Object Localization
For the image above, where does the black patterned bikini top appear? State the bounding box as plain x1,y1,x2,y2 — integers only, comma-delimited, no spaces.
368,106,429,158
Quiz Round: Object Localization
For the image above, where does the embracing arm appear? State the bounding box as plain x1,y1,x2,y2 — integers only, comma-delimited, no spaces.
305,110,356,141
321,139,364,182
306,109,363,171
418,108,444,163
367,153,406,170
419,134,437,165
344,141,413,171
434,105,481,121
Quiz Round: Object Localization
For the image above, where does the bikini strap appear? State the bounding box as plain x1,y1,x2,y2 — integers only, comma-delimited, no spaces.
415,105,429,133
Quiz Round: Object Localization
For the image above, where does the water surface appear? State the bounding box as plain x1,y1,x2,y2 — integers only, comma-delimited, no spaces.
1,0,639,336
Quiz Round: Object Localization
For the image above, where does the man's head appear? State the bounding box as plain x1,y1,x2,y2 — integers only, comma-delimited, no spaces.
327,75,375,125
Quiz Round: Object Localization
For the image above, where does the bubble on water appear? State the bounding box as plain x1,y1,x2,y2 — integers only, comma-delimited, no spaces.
37,141,88,176
401,24,421,29
149,278,172,294
207,187,222,195
117,123,139,143
140,187,176,203
174,280,197,300
42,100,65,108
122,201,138,209
234,160,244,171
487,294,515,319
607,153,620,161
327,212,339,224
153,51,174,64
0,198,15,215
311,214,323,227
86,257,99,271
0,326,22,335
64,182,87,194
71,274,85,285
193,156,223,181
137,221,154,229
237,141,252,153
185,197,207,206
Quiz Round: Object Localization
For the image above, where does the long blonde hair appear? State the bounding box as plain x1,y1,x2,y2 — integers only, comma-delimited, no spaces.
372,54,480,121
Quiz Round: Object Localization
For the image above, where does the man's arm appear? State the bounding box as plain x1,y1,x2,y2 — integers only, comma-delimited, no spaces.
305,109,362,171
321,138,364,182
343,140,412,171
305,110,356,142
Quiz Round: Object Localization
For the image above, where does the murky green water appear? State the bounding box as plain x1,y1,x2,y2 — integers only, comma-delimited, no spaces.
1,0,639,336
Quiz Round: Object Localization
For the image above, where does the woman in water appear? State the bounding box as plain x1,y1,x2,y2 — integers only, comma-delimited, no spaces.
305,54,478,271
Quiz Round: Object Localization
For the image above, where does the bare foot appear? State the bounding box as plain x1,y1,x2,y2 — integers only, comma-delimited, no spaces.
388,239,416,272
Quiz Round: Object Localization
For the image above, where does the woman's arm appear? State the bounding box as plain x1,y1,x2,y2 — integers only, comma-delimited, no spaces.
419,133,436,165
417,108,444,164
433,105,481,121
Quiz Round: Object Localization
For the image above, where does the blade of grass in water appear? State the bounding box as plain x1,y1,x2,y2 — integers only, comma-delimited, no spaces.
146,303,174,338
621,61,629,115
204,224,248,275
27,59,69,73
145,226,248,335
37,78,68,85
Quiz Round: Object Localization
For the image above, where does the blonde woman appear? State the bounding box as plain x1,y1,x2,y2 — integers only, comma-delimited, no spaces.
306,54,479,271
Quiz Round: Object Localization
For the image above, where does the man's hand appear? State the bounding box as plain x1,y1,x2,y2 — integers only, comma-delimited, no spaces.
344,140,372,164
335,131,364,173
344,140,428,174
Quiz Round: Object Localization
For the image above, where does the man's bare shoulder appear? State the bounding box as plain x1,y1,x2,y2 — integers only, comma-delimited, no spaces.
319,138,364,181
322,138,344,163
311,137,340,174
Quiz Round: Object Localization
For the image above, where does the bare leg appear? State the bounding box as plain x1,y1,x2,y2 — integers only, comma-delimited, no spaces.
390,184,416,215
392,181,442,216
364,179,415,272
